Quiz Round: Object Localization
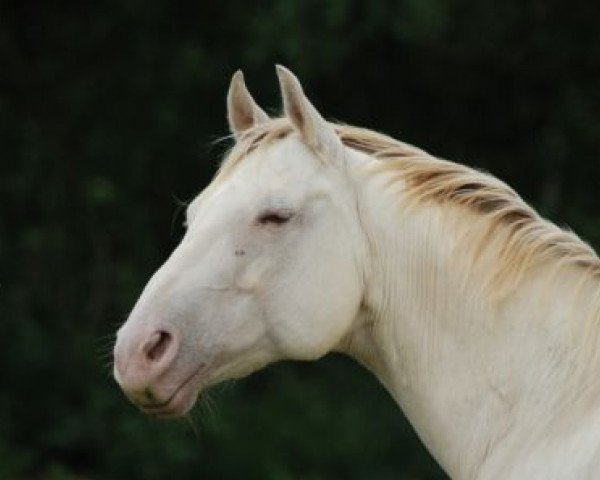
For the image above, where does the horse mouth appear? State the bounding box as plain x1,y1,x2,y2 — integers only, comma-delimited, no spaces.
136,363,208,418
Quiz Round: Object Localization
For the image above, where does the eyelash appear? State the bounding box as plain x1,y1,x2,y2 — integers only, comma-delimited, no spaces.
256,210,294,226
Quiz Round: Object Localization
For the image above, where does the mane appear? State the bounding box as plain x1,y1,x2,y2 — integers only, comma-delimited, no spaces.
218,118,600,298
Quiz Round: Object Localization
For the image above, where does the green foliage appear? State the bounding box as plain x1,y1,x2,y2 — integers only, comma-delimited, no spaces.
1,0,599,478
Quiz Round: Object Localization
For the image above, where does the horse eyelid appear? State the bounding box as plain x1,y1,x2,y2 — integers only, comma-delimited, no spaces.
256,209,295,226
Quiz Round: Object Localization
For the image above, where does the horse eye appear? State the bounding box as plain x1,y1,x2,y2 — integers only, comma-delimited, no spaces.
256,210,294,226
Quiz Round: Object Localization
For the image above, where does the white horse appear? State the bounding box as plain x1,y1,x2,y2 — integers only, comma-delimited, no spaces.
114,66,600,479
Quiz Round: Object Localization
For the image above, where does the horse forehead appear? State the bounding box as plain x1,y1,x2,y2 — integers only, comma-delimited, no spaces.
189,138,326,218
240,136,321,183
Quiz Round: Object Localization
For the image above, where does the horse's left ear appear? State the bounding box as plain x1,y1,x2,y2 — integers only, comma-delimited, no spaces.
276,65,343,162
227,70,270,138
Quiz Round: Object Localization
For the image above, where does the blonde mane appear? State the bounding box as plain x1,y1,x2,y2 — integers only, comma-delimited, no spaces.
218,118,600,298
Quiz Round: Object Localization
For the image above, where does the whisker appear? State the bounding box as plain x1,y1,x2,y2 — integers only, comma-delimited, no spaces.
170,196,191,237
102,364,115,378
184,413,201,439
94,333,116,343
209,132,234,146
99,352,114,363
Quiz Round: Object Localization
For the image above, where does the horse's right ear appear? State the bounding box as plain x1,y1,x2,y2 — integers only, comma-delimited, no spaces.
276,65,344,164
227,70,269,138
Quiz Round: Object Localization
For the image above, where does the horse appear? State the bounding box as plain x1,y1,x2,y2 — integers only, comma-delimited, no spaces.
113,66,600,479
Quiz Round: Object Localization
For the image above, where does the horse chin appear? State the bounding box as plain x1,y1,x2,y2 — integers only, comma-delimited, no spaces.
138,363,208,419
143,388,199,419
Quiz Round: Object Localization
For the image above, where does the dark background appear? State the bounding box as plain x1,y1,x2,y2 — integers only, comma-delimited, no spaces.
2,0,599,478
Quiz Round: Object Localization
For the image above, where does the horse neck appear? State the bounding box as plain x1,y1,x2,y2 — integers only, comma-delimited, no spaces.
340,165,600,479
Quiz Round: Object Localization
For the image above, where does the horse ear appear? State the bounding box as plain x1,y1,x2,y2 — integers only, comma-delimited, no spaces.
276,65,343,161
227,70,270,138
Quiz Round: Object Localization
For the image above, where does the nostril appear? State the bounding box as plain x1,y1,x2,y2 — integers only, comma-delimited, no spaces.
143,330,172,362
